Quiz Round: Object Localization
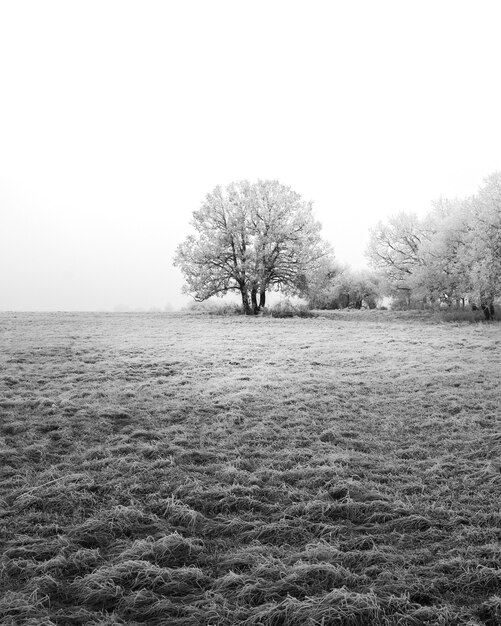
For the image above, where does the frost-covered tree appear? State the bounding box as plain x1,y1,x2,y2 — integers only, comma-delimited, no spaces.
307,264,381,310
174,180,332,314
366,212,430,304
464,172,501,319
366,172,501,319
411,198,472,306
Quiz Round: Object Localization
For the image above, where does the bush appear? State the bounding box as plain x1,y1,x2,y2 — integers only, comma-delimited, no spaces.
440,308,500,323
269,301,316,318
184,301,243,316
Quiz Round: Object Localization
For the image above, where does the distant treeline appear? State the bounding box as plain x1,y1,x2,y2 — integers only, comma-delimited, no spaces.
308,172,501,320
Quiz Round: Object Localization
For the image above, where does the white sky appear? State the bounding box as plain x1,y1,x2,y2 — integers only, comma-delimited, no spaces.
1,0,500,311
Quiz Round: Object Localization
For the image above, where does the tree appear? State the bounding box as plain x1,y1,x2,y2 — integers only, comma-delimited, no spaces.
174,180,332,314
366,212,430,304
365,172,501,319
307,264,381,310
305,259,344,309
411,198,472,307
463,172,501,319
413,174,501,318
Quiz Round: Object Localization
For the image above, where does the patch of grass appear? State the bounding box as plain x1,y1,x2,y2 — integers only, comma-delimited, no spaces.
0,311,500,624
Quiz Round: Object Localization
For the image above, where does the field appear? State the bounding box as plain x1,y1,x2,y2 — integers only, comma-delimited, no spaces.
1,311,500,626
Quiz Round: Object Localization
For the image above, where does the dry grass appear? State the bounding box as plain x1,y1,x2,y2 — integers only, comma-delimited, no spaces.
1,310,500,625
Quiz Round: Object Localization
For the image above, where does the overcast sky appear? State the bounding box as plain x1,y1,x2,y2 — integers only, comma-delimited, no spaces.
1,1,500,311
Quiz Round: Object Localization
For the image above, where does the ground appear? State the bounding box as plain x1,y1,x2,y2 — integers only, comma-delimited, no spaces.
0,311,500,625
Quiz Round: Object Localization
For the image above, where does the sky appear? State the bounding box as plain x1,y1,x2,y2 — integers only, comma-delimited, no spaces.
1,0,501,311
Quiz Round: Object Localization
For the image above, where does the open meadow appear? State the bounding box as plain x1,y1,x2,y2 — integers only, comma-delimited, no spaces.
1,311,500,625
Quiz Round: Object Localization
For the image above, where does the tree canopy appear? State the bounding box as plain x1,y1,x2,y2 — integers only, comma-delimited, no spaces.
174,180,332,314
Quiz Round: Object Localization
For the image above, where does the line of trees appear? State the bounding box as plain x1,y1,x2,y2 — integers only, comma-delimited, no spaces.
174,173,500,319
366,172,501,319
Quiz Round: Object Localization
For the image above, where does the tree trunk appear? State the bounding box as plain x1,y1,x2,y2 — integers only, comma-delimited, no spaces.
251,287,259,314
259,289,266,308
241,289,251,315
481,300,494,321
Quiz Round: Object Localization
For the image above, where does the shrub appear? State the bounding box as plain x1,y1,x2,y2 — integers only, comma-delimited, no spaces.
440,309,500,323
269,301,316,318
184,301,243,315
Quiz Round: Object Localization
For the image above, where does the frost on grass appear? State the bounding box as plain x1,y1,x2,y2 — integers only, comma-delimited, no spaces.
0,311,500,625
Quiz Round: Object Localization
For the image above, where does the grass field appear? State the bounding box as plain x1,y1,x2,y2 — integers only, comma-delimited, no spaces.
1,311,500,625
